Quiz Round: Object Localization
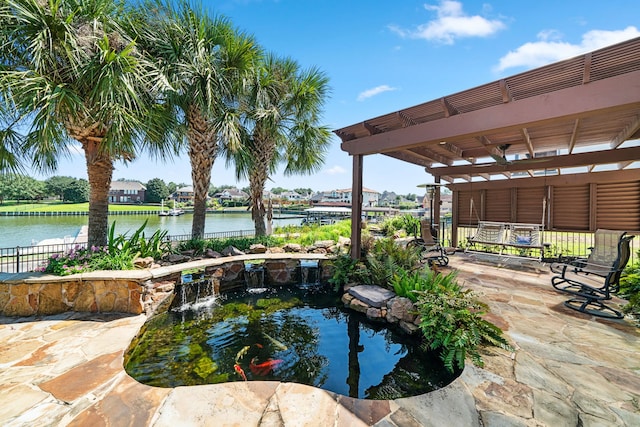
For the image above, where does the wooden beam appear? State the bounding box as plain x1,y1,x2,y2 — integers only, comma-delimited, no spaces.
428,145,640,177
397,111,416,127
441,97,458,117
521,127,535,157
411,146,452,165
350,155,363,259
362,121,380,136
447,168,640,191
610,114,640,149
476,135,503,159
341,70,640,155
500,79,513,103
384,151,432,167
568,118,580,154
583,52,592,84
439,141,464,157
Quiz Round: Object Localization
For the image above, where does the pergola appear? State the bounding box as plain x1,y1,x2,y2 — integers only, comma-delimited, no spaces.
335,37,640,258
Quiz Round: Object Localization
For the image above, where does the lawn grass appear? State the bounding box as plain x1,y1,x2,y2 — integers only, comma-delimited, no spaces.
0,201,162,212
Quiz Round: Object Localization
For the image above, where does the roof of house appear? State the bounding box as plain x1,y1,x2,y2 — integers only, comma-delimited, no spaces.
109,181,146,191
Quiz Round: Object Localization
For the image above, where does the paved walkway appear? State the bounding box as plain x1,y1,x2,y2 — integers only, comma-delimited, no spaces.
1,254,639,426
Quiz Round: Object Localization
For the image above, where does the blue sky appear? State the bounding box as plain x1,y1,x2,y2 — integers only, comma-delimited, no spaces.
44,0,640,195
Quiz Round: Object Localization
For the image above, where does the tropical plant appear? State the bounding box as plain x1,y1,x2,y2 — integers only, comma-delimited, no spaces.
328,254,360,291
228,54,332,236
619,254,640,316
414,276,511,373
0,0,177,247
364,238,421,287
39,221,169,275
130,0,259,239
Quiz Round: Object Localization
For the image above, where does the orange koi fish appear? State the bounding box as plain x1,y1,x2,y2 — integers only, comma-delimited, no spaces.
234,363,247,381
249,357,283,376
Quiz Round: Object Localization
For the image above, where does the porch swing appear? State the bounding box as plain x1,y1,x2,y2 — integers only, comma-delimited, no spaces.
464,188,549,261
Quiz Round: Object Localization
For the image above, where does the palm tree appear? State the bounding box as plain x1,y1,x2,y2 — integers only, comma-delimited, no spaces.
0,0,176,247
230,55,332,236
131,0,259,239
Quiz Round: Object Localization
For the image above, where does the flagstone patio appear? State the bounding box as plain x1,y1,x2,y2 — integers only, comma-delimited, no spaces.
1,254,639,426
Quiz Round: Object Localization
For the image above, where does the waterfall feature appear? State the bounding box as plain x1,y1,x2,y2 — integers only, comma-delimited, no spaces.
298,260,321,289
244,263,267,293
172,268,218,313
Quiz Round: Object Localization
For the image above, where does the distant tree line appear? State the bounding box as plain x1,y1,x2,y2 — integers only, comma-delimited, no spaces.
0,175,89,204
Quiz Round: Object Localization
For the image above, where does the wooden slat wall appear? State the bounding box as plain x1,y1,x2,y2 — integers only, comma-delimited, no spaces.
552,185,590,230
485,189,511,222
596,181,640,231
458,191,483,225
452,171,640,233
516,187,546,224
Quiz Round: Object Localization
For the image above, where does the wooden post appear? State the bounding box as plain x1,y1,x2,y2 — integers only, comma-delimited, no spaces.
350,155,363,259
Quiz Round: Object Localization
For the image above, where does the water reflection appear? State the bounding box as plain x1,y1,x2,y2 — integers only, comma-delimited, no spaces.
125,287,459,399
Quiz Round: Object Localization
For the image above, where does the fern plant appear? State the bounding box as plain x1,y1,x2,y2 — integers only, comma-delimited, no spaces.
414,277,511,373
365,238,421,287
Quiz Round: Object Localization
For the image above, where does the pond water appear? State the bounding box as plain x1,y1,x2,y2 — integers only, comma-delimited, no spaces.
0,213,301,248
124,286,458,400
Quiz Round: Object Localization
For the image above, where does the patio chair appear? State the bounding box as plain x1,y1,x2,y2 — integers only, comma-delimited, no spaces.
550,229,634,319
407,219,449,266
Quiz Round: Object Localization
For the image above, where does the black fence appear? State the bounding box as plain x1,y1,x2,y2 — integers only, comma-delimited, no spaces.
0,229,255,274
2,223,638,274
440,223,638,264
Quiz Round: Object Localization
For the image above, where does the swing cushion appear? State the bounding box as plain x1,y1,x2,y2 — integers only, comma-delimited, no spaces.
516,236,532,245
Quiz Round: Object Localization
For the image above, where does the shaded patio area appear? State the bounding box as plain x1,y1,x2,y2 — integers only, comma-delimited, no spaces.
1,254,638,426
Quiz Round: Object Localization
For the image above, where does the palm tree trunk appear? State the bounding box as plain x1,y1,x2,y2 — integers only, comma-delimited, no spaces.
249,169,267,236
187,106,217,239
83,140,114,247
248,134,275,237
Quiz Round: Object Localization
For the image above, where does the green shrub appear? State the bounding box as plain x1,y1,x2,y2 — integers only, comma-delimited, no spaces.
390,268,459,303
619,253,640,316
415,278,511,373
379,214,420,237
365,238,421,287
40,221,165,275
328,254,359,291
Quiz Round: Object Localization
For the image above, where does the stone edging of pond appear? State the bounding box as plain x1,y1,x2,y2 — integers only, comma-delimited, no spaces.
0,253,333,317
342,284,422,335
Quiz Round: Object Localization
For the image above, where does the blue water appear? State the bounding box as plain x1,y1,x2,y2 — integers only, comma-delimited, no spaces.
125,287,458,399
0,213,301,248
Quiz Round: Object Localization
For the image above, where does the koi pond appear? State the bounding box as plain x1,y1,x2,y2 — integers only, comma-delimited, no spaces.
125,286,458,400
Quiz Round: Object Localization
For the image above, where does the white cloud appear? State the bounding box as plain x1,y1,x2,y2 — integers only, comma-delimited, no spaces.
357,85,397,101
389,0,506,44
325,165,346,175
495,26,640,72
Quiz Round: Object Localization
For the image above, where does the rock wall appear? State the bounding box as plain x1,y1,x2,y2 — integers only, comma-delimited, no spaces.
341,284,422,334
0,254,333,317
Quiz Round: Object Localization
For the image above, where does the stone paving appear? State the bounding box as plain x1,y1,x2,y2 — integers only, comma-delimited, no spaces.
1,254,639,426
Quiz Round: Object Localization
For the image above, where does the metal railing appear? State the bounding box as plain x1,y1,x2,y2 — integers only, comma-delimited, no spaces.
3,222,637,274
0,229,256,274
440,223,638,264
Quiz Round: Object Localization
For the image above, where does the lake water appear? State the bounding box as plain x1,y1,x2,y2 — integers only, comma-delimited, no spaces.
0,213,302,248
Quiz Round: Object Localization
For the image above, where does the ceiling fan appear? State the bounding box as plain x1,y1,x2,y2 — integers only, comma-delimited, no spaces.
489,144,553,166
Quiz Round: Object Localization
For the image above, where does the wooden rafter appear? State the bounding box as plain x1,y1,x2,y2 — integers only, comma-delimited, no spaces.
428,145,640,178
610,114,640,149
441,97,458,117
568,118,580,154
520,128,535,157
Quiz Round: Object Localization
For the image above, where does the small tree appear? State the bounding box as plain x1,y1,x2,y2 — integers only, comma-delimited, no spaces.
146,178,169,203
63,179,90,203
0,174,45,203
45,176,77,201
